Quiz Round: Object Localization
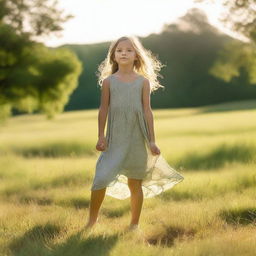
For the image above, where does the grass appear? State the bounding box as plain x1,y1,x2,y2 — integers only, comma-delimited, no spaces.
0,99,256,255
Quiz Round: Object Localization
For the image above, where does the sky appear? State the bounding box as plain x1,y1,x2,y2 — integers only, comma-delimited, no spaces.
42,0,246,47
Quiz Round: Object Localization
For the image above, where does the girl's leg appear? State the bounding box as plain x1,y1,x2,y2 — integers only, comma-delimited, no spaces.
85,187,106,228
127,178,143,226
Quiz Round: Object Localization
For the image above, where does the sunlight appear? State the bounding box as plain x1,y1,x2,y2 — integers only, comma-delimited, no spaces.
42,0,247,47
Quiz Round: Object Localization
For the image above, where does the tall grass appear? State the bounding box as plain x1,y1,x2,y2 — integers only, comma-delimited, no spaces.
0,100,256,256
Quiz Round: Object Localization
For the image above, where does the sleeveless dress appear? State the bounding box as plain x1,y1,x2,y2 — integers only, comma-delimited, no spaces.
90,74,184,200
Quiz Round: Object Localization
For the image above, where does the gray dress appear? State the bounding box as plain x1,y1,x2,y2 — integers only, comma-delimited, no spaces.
90,74,184,199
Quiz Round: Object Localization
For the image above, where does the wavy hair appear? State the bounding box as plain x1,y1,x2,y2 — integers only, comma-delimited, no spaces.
96,35,165,93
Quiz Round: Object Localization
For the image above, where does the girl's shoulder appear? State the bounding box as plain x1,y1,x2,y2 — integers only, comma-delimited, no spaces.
137,74,148,81
102,75,112,85
104,75,112,81
101,76,112,91
140,75,150,86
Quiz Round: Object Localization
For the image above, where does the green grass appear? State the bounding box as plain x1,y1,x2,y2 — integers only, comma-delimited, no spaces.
0,99,256,255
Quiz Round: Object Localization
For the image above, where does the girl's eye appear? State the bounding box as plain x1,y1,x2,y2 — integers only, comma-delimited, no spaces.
116,49,132,52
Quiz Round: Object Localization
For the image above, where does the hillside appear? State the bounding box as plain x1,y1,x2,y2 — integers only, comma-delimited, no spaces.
56,8,256,112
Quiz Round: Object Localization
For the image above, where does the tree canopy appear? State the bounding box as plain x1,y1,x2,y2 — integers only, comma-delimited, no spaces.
0,0,82,122
194,0,256,85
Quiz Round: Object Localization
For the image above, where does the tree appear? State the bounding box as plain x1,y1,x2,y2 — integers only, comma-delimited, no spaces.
209,40,256,84
0,0,82,122
0,0,73,37
194,0,256,86
194,0,256,44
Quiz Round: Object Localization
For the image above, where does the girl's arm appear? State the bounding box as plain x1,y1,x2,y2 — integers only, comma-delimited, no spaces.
142,78,155,143
98,78,110,138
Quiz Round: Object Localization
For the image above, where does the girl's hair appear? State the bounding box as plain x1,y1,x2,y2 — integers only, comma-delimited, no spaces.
96,35,165,93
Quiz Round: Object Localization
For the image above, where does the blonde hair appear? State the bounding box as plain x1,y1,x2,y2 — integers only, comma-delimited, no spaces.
96,35,166,93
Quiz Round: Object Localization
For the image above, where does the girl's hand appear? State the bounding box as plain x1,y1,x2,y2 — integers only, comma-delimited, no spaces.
96,136,108,151
149,141,161,155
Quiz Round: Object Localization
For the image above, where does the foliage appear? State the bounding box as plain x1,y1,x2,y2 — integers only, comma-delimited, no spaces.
0,0,72,37
0,0,82,122
63,9,256,111
194,0,256,85
194,0,256,44
209,41,256,84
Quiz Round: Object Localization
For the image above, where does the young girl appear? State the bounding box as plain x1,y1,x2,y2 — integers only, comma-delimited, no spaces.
85,36,184,231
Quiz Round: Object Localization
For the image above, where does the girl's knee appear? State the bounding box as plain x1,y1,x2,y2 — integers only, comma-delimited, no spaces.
128,178,142,190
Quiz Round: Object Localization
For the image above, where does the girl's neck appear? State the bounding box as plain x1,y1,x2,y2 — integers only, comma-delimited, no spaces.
116,66,136,76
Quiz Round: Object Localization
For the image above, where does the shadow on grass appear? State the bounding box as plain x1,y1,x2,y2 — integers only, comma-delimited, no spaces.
155,100,256,120
18,195,91,209
19,195,54,206
9,224,119,256
158,170,256,202
219,207,256,225
62,198,91,209
175,142,256,170
146,223,196,247
50,232,119,256
9,223,62,254
31,174,91,190
3,173,92,200
200,99,256,114
101,205,130,218
157,190,203,202
2,173,90,197
9,141,96,158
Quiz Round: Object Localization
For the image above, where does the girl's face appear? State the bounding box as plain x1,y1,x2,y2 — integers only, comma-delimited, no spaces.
114,40,137,65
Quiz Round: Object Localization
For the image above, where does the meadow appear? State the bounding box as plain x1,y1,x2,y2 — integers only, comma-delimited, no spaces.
0,99,256,256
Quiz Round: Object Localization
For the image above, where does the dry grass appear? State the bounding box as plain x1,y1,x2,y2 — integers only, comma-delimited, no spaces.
0,99,256,256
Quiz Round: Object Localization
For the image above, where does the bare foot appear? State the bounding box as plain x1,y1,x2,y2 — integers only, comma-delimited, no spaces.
129,224,139,231
84,218,99,230
123,223,140,233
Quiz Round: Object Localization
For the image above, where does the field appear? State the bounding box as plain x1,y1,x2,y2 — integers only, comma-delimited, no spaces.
0,99,256,256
